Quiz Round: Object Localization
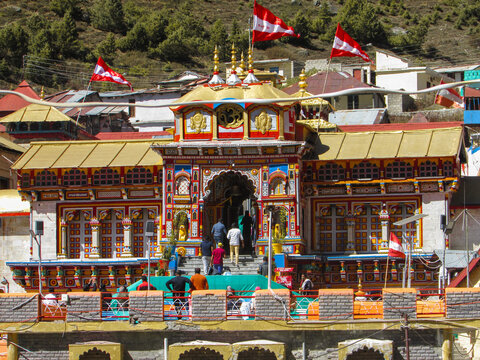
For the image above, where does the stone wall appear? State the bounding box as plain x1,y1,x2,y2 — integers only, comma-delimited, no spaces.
318,289,353,320
66,292,102,322
0,293,38,322
129,290,164,322
446,287,480,319
255,289,290,320
191,290,225,321
383,288,417,320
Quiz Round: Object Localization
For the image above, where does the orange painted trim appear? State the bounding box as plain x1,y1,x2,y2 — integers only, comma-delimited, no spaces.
69,292,102,297
0,212,29,217
0,293,37,298
129,290,164,297
382,288,416,294
256,289,290,296
192,290,225,296
445,287,480,293
318,289,354,296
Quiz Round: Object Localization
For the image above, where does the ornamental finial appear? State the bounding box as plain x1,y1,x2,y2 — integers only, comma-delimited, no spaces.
231,43,237,74
240,52,246,73
213,45,220,74
299,68,307,96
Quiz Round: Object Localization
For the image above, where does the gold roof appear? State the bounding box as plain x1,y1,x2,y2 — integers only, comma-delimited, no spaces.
0,104,81,125
170,83,296,110
316,127,463,161
12,139,169,170
291,90,334,108
297,119,336,132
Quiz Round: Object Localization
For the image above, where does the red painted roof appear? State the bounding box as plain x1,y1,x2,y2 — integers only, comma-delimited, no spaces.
95,131,172,140
464,87,480,97
448,251,480,288
283,71,371,95
338,121,463,132
0,81,40,113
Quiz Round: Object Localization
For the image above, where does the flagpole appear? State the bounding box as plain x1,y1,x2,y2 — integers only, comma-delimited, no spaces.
384,256,390,289
319,58,332,133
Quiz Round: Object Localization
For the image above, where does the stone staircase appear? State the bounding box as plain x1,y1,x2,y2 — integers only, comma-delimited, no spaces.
177,254,265,276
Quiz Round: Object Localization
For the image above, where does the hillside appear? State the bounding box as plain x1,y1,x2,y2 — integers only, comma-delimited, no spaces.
0,0,479,93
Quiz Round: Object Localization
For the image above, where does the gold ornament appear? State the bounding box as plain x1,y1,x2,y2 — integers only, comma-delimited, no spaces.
255,111,273,134
190,111,207,133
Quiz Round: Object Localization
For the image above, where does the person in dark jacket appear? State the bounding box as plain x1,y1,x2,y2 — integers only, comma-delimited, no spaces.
137,275,157,291
166,271,193,319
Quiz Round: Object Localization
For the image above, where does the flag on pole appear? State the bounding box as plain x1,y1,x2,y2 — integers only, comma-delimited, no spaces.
252,0,300,42
388,232,405,259
435,80,463,108
330,23,371,63
89,57,133,90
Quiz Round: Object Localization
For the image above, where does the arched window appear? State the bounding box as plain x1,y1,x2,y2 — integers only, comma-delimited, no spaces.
125,167,153,185
419,160,438,177
92,168,120,186
269,176,286,195
385,161,414,179
175,175,190,195
63,169,87,186
443,161,454,177
36,170,57,187
318,163,345,181
352,162,379,180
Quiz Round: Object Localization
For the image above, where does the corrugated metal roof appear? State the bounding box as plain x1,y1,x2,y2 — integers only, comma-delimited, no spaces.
12,140,167,170
329,109,386,125
0,104,76,123
316,127,463,160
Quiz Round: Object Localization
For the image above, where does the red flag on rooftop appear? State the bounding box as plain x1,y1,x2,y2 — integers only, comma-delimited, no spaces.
330,23,371,63
89,57,133,90
252,1,300,42
388,232,405,259
435,80,463,109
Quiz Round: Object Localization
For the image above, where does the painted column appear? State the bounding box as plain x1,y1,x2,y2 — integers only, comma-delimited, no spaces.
379,208,390,250
155,216,162,257
278,111,285,141
346,212,356,253
121,217,133,257
178,114,184,141
89,217,101,259
243,110,249,140
58,218,68,259
212,113,218,140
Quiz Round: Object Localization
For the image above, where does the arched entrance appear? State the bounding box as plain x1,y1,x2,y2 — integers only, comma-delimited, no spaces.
179,347,224,360
204,171,258,254
79,347,111,360
338,339,392,360
237,347,277,360
346,347,385,359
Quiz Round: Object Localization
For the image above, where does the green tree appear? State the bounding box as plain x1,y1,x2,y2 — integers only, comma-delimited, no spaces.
0,23,29,66
49,0,82,20
117,22,149,52
284,11,312,46
209,20,229,61
95,33,117,63
312,1,333,39
144,10,169,49
154,28,192,62
332,0,388,46
228,19,249,57
90,0,126,34
51,11,82,58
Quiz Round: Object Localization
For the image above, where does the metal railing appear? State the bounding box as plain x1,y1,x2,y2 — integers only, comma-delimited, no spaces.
290,290,318,320
416,288,445,318
101,293,130,321
40,295,67,321
163,291,191,321
226,290,256,320
353,289,383,319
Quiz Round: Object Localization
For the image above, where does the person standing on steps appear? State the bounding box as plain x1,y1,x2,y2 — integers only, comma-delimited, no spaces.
241,210,253,252
190,267,209,290
200,235,214,275
227,222,243,267
211,218,227,247
211,243,226,274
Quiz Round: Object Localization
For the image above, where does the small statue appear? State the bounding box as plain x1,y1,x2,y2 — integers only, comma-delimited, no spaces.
178,224,187,241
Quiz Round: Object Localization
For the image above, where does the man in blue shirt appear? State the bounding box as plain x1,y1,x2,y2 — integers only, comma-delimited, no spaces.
200,236,214,275
211,218,227,246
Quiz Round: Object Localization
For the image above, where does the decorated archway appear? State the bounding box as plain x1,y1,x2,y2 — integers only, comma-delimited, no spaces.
79,348,111,360
338,339,393,360
237,347,277,360
178,347,224,360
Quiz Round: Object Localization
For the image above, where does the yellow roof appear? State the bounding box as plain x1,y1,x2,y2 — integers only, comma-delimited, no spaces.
0,189,29,214
316,127,463,161
12,139,169,170
171,83,296,110
0,104,79,124
291,90,334,109
297,119,336,132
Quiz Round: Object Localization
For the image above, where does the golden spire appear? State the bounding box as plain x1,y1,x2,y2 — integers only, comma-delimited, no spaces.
231,43,237,74
240,52,246,73
243,47,259,84
213,45,220,74
248,47,254,72
299,69,307,97
40,86,45,100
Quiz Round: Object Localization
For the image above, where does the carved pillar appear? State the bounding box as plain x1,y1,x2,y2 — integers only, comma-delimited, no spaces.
58,218,68,259
278,111,285,141
379,208,390,250
243,110,249,140
121,217,133,257
56,266,64,287
212,113,218,140
89,217,101,259
346,212,356,253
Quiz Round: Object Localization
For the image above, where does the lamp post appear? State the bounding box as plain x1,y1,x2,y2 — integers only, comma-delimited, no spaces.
146,221,155,290
29,220,44,295
393,213,428,288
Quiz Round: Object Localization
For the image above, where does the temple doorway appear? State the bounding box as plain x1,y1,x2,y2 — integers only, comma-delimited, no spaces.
204,171,258,254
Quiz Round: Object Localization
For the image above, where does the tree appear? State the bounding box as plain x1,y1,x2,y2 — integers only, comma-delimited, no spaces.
312,1,333,39
49,0,82,20
209,20,229,61
117,22,149,52
51,11,82,59
228,19,249,58
284,11,312,46
90,0,126,34
332,0,388,47
95,33,117,64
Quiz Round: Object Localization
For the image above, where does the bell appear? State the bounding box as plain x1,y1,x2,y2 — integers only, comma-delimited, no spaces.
231,185,242,197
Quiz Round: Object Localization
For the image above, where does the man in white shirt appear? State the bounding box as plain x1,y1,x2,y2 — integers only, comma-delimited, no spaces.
227,222,243,266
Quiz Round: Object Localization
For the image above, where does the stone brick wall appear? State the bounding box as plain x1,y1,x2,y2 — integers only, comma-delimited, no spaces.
66,292,102,322
255,289,290,320
382,288,416,320
446,287,480,319
0,293,38,322
129,290,164,322
191,290,226,321
318,289,353,320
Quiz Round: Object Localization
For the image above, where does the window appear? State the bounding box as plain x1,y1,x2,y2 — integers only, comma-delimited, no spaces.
63,169,87,186
354,204,382,252
125,168,153,185
21,173,30,188
443,161,454,177
92,168,120,186
347,95,359,109
318,163,345,181
419,161,438,177
385,161,414,179
36,170,57,187
352,162,379,180
269,177,286,195
316,204,348,253
175,176,190,195
304,165,313,182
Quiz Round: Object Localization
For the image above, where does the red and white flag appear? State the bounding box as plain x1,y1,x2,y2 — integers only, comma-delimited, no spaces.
435,80,463,108
252,1,300,42
330,23,371,63
89,57,133,90
388,232,405,259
